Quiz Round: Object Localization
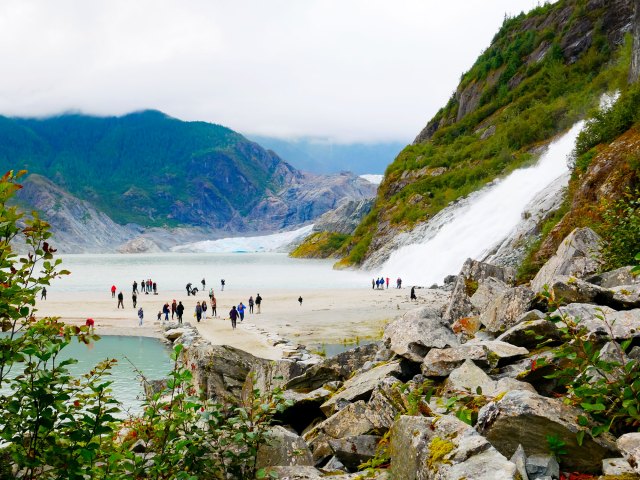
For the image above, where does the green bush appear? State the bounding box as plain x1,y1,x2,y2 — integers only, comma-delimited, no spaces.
597,188,640,271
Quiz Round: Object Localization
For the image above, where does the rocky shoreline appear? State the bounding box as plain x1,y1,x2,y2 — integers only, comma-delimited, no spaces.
161,227,640,479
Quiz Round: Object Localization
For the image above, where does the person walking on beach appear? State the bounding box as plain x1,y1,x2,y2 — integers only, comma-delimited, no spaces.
186,283,192,296
41,287,47,300
371,279,375,289
117,291,124,309
237,302,245,322
111,285,117,298
201,278,206,291
386,277,390,289
195,302,202,323
211,296,217,317
202,300,208,320
171,299,177,320
229,305,238,329
410,286,417,301
132,291,137,308
141,279,145,294
138,307,144,326
153,282,157,295
176,301,184,324
397,277,402,289
133,281,138,294
255,293,262,314
221,279,225,291
248,296,254,314
298,296,303,306
209,288,214,301
163,302,170,321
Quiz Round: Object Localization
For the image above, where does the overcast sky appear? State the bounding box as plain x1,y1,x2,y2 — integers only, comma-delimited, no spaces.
0,1,550,143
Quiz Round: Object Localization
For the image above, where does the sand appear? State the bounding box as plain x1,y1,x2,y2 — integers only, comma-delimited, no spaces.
35,286,447,360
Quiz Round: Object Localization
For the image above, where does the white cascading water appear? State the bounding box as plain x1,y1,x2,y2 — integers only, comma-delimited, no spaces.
381,121,585,286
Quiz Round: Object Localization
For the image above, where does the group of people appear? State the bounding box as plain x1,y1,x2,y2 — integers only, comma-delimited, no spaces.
133,279,157,295
372,277,389,289
227,293,262,329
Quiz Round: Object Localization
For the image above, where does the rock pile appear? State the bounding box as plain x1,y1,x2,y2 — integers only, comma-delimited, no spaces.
165,227,640,479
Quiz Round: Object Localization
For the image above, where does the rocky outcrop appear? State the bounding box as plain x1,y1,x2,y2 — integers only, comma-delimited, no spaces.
476,389,617,472
256,426,314,469
530,227,602,294
310,198,374,235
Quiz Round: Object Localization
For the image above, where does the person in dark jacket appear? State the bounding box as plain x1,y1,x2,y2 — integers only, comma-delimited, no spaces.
410,286,417,301
229,305,239,329
176,301,185,324
132,291,137,308
195,302,202,323
162,303,170,321
255,293,262,314
171,299,177,320
117,291,124,308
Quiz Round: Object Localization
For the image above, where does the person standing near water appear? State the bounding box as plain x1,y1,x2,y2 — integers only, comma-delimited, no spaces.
201,278,206,291
386,277,390,289
171,299,177,320
41,287,47,300
117,291,124,309
248,296,254,314
202,300,208,320
195,302,202,323
229,305,238,329
221,279,225,291
111,285,117,298
255,293,262,314
132,291,137,308
176,301,184,324
211,295,217,317
163,303,170,321
133,281,138,294
237,302,245,322
410,286,417,301
298,296,303,306
138,307,144,326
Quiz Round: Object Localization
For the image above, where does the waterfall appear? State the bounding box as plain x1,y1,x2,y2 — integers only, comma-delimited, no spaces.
380,121,584,286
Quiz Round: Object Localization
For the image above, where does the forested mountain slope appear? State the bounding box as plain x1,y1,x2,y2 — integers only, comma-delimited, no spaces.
332,0,636,269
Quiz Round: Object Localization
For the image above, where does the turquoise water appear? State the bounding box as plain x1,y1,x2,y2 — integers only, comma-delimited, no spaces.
3,335,173,415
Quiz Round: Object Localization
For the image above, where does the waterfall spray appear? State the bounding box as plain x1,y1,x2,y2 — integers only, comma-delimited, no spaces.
381,121,585,286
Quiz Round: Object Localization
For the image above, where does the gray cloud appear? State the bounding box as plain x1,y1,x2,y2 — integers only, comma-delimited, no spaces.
0,0,548,142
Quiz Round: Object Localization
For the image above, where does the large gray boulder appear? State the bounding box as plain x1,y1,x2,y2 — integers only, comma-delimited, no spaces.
328,435,380,470
476,390,617,472
422,341,528,377
389,415,517,480
617,432,640,474
249,358,308,396
444,360,536,397
320,360,411,416
285,343,379,392
587,266,640,288
531,227,602,294
496,316,561,349
383,309,458,362
549,276,640,310
470,277,510,311
256,426,314,469
479,286,536,334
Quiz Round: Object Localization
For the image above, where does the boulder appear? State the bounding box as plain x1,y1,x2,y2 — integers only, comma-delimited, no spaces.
531,227,602,294
366,377,407,429
470,277,510,311
264,466,366,479
496,317,561,349
459,258,517,285
285,343,379,392
384,307,458,362
479,286,536,334
525,454,559,480
476,390,617,472
256,426,314,469
249,358,308,396
510,445,529,480
444,360,535,397
617,433,640,474
389,415,517,480
442,278,478,324
451,316,482,337
549,276,640,310
164,328,189,341
559,304,640,340
602,457,637,476
328,435,380,470
422,341,528,377
587,266,640,288
320,360,413,416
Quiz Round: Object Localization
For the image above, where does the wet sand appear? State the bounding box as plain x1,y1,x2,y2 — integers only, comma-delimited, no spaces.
35,286,448,360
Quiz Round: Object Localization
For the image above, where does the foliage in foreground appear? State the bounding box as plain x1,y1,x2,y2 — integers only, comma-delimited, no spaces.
0,170,286,479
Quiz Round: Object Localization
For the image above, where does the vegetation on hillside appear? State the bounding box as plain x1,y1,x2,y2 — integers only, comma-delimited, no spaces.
337,0,634,267
289,231,350,259
0,111,290,227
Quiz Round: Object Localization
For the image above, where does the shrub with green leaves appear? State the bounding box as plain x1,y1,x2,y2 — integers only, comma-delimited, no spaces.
597,188,640,271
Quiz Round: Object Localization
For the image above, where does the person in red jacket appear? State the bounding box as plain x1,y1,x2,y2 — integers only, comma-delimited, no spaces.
111,285,116,298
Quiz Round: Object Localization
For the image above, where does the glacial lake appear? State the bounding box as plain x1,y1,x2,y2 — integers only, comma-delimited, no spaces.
52,252,371,293
2,335,173,416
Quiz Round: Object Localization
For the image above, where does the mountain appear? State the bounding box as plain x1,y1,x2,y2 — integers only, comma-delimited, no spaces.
247,135,405,175
0,111,377,252
326,0,638,270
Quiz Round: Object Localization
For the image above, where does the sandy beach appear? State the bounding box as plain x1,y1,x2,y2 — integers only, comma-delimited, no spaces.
35,285,448,360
